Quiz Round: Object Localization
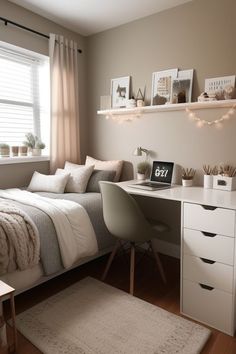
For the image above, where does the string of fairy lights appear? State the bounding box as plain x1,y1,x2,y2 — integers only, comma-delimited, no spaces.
185,104,236,127
103,103,236,126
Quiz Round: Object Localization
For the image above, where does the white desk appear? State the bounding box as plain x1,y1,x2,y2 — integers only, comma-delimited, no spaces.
118,181,236,336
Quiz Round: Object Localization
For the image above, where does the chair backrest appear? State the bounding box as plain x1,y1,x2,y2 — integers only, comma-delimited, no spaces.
99,181,154,243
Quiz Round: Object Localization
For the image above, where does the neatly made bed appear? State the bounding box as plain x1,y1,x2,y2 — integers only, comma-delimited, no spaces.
0,157,124,293
0,191,115,294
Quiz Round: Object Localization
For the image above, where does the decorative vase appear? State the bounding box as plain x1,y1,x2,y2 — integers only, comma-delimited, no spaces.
137,173,145,180
204,174,213,189
182,179,193,187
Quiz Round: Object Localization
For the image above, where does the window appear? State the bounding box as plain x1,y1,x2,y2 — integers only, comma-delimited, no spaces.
0,42,50,155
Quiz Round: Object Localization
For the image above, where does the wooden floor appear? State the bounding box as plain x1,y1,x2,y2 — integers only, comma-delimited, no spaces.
4,252,236,354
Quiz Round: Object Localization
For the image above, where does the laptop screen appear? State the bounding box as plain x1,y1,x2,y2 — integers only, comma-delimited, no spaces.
150,161,174,184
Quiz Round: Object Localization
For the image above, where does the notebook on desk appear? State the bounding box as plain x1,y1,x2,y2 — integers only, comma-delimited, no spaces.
129,161,174,191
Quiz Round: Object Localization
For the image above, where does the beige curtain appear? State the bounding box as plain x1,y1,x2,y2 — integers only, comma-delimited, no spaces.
49,33,80,172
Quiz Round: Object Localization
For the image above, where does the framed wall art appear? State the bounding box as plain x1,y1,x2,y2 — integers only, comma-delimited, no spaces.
111,76,130,108
205,75,236,100
151,69,178,105
172,69,194,103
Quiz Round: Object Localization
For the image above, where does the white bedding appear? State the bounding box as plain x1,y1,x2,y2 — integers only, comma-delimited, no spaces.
0,189,98,268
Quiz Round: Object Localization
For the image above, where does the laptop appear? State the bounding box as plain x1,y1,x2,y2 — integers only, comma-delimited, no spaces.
129,161,174,191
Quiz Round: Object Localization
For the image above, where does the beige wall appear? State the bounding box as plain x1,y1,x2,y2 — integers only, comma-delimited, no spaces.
0,0,87,188
87,0,236,185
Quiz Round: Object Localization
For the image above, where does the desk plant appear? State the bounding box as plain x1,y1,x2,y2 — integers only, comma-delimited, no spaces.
137,161,150,180
23,133,45,156
182,167,196,187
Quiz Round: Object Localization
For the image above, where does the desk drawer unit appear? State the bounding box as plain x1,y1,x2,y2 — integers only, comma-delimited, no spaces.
182,279,233,334
183,228,234,265
182,202,236,335
183,254,233,293
183,202,235,237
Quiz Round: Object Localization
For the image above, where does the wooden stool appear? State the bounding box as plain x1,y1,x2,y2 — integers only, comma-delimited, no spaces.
0,281,17,354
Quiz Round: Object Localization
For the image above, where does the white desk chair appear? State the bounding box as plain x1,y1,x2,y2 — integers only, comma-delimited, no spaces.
99,181,169,295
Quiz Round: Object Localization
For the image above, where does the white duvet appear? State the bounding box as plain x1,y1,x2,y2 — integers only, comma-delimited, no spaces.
0,189,98,268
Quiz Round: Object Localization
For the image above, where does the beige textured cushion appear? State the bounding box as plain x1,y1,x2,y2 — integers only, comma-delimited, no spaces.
57,164,94,193
85,156,123,182
28,171,69,193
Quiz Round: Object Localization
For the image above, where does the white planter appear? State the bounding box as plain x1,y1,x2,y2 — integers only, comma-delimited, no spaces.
137,173,145,180
182,179,193,187
204,174,213,189
32,148,42,156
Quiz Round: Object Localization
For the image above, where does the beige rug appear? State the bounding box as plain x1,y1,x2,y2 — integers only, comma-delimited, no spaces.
16,277,210,354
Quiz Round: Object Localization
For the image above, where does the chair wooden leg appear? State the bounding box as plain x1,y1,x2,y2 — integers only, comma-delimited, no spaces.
130,243,135,295
102,240,120,281
150,240,167,284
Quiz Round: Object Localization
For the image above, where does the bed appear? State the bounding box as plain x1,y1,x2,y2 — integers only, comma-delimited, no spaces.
0,157,125,293
0,190,115,294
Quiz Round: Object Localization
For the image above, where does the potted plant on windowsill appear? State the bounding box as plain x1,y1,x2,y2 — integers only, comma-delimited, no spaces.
23,133,46,156
137,161,151,180
0,144,10,157
182,167,196,187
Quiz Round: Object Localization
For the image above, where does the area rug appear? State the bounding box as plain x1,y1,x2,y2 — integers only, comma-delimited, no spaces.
16,277,210,354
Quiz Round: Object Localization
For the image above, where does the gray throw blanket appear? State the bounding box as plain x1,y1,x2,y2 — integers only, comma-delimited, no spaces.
0,199,40,275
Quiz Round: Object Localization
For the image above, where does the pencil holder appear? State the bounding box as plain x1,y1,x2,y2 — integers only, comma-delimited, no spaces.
203,175,213,189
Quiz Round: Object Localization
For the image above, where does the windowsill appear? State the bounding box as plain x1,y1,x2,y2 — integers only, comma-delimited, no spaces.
0,155,50,165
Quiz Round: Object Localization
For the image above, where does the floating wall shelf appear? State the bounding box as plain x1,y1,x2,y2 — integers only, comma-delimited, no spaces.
97,99,236,116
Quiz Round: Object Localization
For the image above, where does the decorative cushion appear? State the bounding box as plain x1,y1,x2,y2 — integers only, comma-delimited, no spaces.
86,170,116,193
64,161,81,170
28,171,69,193
85,156,123,182
57,164,94,193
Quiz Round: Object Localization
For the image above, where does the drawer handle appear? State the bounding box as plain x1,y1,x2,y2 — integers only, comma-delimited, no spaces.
199,283,214,291
201,205,217,211
201,231,217,237
200,258,216,264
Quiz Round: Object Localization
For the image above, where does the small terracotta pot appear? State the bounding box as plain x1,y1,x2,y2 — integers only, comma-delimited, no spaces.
11,146,19,157
19,146,28,156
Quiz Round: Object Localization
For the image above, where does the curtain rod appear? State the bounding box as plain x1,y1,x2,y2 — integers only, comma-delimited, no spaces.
0,16,82,54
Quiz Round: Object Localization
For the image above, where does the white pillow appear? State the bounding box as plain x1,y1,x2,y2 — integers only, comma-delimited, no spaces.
56,164,94,193
28,171,69,193
64,161,82,170
85,156,123,182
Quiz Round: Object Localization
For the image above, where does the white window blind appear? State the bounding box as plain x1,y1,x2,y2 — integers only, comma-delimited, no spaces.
0,43,50,150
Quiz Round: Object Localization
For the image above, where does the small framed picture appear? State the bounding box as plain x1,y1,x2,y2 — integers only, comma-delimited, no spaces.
173,69,194,103
151,69,178,105
205,75,236,100
111,76,130,108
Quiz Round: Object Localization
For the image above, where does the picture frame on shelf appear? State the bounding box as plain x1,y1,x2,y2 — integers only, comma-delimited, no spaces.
151,68,178,105
173,69,194,103
111,76,130,108
205,75,236,100
171,69,194,104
